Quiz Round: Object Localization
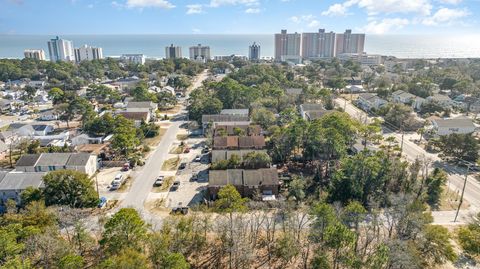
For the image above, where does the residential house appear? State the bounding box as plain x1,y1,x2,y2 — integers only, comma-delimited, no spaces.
392,90,416,104
0,172,45,204
161,86,175,95
299,103,334,121
31,124,54,136
208,168,280,200
38,110,58,121
28,80,46,88
285,88,303,96
201,114,250,134
412,97,426,111
71,133,104,146
214,125,262,136
8,123,35,137
15,153,98,176
213,136,266,150
344,85,365,93
356,93,387,111
427,94,455,109
220,109,249,117
0,99,12,113
126,101,158,114
429,118,477,136
117,111,151,127
344,76,363,86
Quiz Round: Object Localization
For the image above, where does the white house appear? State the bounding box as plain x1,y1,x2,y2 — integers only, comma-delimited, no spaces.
126,101,158,114
412,97,426,111
71,133,104,146
427,94,455,109
357,93,387,111
392,90,416,104
430,118,477,136
15,153,99,177
38,110,58,121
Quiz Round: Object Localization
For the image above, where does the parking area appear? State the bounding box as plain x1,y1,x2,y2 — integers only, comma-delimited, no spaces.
149,133,210,210
95,167,132,200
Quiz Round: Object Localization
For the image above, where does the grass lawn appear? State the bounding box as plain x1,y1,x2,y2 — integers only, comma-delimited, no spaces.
176,134,188,141
438,186,470,211
162,157,180,171
144,128,167,147
169,145,185,154
152,176,175,193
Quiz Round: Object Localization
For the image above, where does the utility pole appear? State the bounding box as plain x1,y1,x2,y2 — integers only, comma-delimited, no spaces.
455,163,470,222
95,174,100,199
400,126,405,153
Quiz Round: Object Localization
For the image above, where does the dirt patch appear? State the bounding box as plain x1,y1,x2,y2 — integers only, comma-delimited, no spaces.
152,176,175,193
439,186,470,211
144,128,167,147
145,198,171,216
169,145,184,154
177,134,188,141
159,105,182,114
162,156,180,171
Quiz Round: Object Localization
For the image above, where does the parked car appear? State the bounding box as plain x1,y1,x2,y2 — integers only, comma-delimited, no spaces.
190,173,198,182
97,197,107,208
110,174,124,190
154,176,165,186
171,181,180,191
122,162,130,171
194,155,201,162
201,147,209,154
179,162,187,170
171,206,189,215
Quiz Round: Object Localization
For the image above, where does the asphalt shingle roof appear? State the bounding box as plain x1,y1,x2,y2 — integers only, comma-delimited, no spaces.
0,172,45,191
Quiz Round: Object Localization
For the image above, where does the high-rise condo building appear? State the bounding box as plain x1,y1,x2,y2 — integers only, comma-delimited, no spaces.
249,42,261,61
189,44,211,62
74,45,103,62
120,54,146,65
24,49,46,60
165,44,182,59
47,36,74,62
274,30,301,63
301,29,336,59
335,29,365,55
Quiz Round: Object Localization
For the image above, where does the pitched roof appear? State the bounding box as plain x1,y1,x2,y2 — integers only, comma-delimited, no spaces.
432,118,476,128
201,114,250,124
213,136,239,149
118,111,149,121
126,101,156,109
306,110,334,121
0,172,45,191
238,136,265,149
66,153,94,166
209,168,279,187
32,124,52,131
300,103,324,112
214,125,262,136
35,153,71,166
15,154,41,167
285,88,303,95
393,90,416,99
220,109,249,116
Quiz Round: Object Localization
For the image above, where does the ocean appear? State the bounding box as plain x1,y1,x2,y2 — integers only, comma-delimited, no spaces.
2,34,480,59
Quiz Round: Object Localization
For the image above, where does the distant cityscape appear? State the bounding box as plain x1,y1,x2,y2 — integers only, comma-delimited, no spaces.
22,29,383,66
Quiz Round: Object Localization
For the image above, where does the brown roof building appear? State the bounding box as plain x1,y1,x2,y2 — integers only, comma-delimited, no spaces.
208,168,279,199
213,136,265,150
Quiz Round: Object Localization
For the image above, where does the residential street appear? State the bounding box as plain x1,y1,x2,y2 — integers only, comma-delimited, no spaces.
335,97,479,224
120,70,209,210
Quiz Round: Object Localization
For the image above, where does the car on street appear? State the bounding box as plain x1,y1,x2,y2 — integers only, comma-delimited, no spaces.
171,181,180,191
154,176,165,186
179,162,187,170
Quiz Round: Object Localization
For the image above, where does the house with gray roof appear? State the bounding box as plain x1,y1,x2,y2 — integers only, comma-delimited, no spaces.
357,93,387,111
220,109,249,117
0,172,45,204
430,118,477,136
392,90,416,104
208,168,279,200
15,153,98,176
299,103,333,121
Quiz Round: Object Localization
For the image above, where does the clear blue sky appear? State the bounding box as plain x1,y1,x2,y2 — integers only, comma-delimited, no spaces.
1,0,478,35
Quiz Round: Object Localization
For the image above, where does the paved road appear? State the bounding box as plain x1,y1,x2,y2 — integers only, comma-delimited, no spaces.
336,97,479,223
120,70,209,210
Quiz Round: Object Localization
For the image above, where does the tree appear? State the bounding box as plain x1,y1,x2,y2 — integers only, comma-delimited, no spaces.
100,248,149,269
288,176,306,203
242,151,271,169
42,170,98,208
425,168,447,208
57,254,84,269
438,133,479,162
215,185,247,213
159,253,190,269
101,208,148,254
251,108,276,129
20,187,44,206
419,225,456,267
48,87,65,104
457,213,480,257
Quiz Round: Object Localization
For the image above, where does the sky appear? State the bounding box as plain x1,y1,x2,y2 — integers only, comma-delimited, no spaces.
0,0,478,35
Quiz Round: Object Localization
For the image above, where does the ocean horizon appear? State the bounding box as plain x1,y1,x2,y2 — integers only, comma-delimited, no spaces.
2,34,480,59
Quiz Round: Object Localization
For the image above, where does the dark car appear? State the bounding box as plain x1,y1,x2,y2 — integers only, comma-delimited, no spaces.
201,147,209,154
190,173,198,182
171,181,180,191
179,162,187,169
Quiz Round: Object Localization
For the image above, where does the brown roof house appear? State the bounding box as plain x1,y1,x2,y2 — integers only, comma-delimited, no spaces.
208,168,279,200
213,136,265,150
